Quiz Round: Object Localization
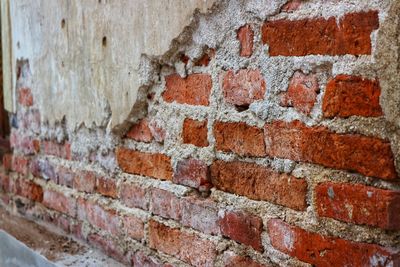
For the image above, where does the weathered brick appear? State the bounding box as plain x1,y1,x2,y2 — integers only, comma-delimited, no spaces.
182,118,209,147
126,119,153,142
210,160,307,210
96,177,117,198
268,219,400,266
10,130,40,155
0,173,9,192
219,210,263,251
119,182,148,210
316,182,400,230
280,71,319,115
88,234,127,265
43,189,76,217
222,69,266,107
264,120,397,180
163,73,212,106
73,170,96,193
29,158,57,182
3,153,12,172
214,121,266,157
132,251,165,267
281,0,302,12
122,215,144,240
116,148,173,180
78,198,120,235
322,75,383,118
150,188,181,221
18,87,33,107
262,11,379,56
148,220,217,267
11,155,30,175
223,252,268,267
181,196,220,235
57,166,74,188
41,141,71,160
148,119,166,143
11,178,43,202
194,48,215,67
237,25,254,57
173,158,211,192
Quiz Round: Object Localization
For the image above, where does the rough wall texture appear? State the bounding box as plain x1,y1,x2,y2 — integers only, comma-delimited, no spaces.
1,0,400,266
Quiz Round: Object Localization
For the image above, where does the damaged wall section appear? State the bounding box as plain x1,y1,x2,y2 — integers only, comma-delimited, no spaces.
1,0,400,266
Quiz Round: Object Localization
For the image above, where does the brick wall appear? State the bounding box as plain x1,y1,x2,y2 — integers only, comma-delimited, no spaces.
1,2,400,267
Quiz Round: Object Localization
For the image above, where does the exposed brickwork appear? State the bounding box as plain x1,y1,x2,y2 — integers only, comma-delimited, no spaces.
41,141,71,160
223,253,267,267
262,11,379,56
149,188,181,221
10,177,43,202
323,75,383,118
315,182,400,230
214,121,266,157
119,182,148,210
264,120,397,180
163,73,212,106
222,69,266,107
42,189,77,217
268,219,400,266
18,88,34,107
126,119,153,142
280,71,319,115
237,25,254,57
173,158,211,191
182,118,209,147
116,148,173,180
211,160,307,210
148,220,217,267
219,210,263,251
122,215,144,240
96,177,117,198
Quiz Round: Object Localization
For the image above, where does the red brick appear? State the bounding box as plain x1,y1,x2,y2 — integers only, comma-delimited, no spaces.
195,48,215,67
316,182,400,230
268,219,400,266
262,11,379,56
43,189,76,217
222,69,266,107
18,109,40,131
73,170,96,193
57,166,74,188
280,71,319,115
119,182,148,210
11,178,43,202
219,210,263,251
122,215,144,240
148,119,166,143
281,0,302,12
173,158,211,192
30,158,57,182
211,160,307,210
181,196,220,235
237,25,254,57
148,220,217,267
87,234,127,264
18,87,33,107
214,121,266,157
10,130,40,155
163,73,212,106
116,148,173,180
96,177,117,198
150,188,181,221
182,119,209,147
132,251,165,267
78,198,120,235
0,173,9,192
41,141,71,160
11,155,29,175
3,154,12,172
223,252,268,267
264,120,397,180
322,75,383,118
126,119,153,142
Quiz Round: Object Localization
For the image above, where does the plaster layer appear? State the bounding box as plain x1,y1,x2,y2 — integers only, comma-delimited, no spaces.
8,0,216,130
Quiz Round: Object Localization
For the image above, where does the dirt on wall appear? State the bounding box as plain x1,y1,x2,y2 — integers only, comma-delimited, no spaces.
1,0,400,266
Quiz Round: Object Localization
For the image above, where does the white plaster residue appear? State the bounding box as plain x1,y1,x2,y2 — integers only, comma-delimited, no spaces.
8,0,217,130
